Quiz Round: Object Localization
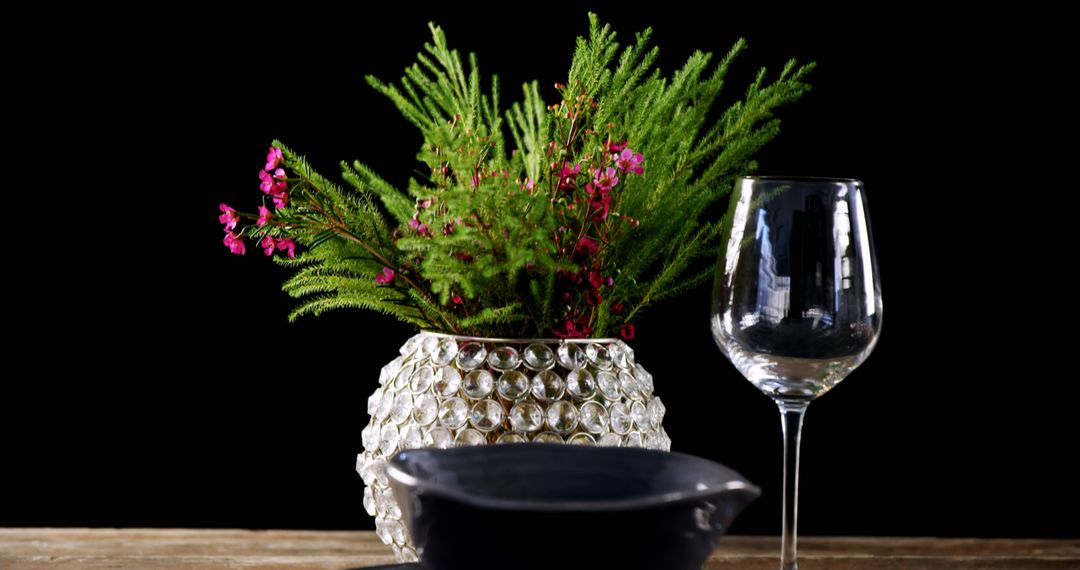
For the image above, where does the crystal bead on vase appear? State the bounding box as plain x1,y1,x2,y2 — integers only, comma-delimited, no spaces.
356,332,673,562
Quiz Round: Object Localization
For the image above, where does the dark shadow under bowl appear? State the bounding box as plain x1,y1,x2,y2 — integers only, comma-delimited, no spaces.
387,444,759,570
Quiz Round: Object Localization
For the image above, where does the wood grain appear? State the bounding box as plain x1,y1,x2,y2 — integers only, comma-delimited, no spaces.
0,529,1076,569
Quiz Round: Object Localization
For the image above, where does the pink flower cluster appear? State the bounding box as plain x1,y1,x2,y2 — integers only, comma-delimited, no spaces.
218,146,297,256
548,139,647,338
585,167,619,220
223,228,246,255
219,204,245,254
557,162,581,191
218,203,239,231
552,265,616,339
261,236,296,258
408,217,431,237
259,146,289,209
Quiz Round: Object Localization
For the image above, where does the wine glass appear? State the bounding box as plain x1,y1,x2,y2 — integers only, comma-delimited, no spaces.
711,176,882,570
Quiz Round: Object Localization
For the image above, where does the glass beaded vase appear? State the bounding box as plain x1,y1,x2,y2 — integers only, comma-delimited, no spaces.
355,332,672,562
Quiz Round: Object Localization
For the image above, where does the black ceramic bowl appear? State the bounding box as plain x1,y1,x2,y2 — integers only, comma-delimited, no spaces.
386,444,759,570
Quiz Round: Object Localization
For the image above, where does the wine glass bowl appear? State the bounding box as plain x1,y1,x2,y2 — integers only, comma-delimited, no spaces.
711,176,882,569
712,176,882,402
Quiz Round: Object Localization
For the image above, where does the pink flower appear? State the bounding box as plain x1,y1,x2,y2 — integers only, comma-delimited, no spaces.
615,148,645,175
576,237,598,256
223,231,246,255
584,180,613,219
257,206,272,227
554,318,593,339
521,178,535,191
265,146,283,171
587,271,604,289
271,169,289,194
261,235,276,256
620,322,636,340
375,267,395,284
261,168,289,203
593,167,619,192
589,187,612,220
218,203,239,231
271,191,289,209
275,238,296,258
557,162,580,191
261,236,296,257
586,289,603,306
451,295,463,305
259,170,274,193
268,172,289,209
607,139,628,153
553,319,579,339
410,218,431,237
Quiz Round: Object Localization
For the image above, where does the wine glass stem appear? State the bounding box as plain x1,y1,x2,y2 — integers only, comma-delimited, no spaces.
779,401,808,570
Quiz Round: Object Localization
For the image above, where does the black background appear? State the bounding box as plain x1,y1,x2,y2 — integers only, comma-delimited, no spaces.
4,6,1075,538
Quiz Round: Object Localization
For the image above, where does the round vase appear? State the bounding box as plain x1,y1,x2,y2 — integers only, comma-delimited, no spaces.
355,332,671,562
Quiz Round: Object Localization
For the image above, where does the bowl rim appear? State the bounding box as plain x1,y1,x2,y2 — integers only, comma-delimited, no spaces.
420,330,622,344
386,444,760,512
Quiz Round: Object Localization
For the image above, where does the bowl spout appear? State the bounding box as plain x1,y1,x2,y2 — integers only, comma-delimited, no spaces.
700,484,761,540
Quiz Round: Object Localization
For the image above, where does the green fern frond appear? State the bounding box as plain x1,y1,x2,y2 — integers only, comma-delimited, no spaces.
458,304,525,330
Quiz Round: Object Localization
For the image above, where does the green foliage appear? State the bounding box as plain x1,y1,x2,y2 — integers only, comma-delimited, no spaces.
227,15,812,338
566,18,814,324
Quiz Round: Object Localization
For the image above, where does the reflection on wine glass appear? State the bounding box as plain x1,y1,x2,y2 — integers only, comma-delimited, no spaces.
712,177,882,570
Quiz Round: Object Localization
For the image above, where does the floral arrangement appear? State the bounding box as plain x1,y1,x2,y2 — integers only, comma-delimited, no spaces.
219,15,812,339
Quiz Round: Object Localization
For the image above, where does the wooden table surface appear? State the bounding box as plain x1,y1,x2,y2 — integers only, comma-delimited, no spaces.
1,528,1077,569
